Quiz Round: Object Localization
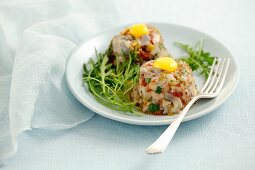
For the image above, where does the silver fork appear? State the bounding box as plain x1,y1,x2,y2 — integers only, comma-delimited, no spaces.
146,57,230,154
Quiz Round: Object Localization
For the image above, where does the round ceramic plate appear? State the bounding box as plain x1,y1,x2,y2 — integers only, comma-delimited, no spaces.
66,23,239,125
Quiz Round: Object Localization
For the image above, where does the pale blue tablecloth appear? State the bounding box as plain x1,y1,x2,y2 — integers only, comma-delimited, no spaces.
1,0,255,169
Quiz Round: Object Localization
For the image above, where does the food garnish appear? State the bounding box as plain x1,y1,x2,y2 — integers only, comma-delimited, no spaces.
129,24,149,38
153,57,177,72
83,50,140,113
175,39,215,79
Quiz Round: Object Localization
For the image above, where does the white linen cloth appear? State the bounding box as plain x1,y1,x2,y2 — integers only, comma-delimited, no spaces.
0,0,119,161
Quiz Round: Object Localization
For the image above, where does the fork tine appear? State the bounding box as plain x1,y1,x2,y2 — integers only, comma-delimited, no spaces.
201,58,217,92
214,58,230,94
208,58,227,93
203,58,222,93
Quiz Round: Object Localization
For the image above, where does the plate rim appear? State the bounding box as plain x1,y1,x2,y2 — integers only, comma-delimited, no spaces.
66,22,240,125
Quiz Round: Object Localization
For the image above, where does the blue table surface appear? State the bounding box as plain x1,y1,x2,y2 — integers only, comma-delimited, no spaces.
1,0,255,169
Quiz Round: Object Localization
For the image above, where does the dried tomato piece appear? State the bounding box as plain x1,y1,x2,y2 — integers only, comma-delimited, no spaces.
172,91,183,98
139,50,152,60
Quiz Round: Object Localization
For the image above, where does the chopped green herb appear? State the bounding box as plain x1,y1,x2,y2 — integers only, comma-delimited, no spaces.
156,86,162,94
175,39,215,79
145,78,151,84
148,103,160,112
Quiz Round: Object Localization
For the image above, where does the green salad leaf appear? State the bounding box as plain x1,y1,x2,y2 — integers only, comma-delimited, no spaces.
175,39,215,79
83,50,140,113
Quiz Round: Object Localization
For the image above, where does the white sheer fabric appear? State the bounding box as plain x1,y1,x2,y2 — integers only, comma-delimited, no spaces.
0,0,119,161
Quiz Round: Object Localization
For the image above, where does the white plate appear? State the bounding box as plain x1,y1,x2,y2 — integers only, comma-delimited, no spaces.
66,23,239,125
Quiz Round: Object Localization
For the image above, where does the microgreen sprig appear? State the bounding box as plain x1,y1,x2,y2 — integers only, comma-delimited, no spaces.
175,39,215,79
83,50,140,113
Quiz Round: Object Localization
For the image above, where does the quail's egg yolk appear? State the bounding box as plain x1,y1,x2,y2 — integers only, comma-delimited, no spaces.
129,24,149,38
153,57,177,72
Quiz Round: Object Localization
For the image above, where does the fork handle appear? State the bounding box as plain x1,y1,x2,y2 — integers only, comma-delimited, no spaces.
146,96,199,154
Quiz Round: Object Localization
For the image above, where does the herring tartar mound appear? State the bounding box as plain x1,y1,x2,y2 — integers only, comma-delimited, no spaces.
108,24,170,65
131,60,197,115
